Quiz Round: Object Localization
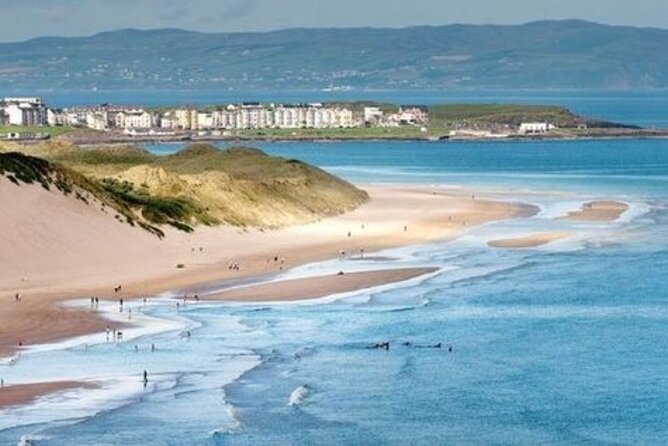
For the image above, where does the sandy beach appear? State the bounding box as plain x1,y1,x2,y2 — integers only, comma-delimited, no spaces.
0,381,93,410
206,267,439,302
0,181,527,357
488,231,573,249
560,201,629,222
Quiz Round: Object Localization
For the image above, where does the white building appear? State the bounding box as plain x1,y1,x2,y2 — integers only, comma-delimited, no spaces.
86,111,108,131
47,109,67,126
518,122,555,134
114,109,153,129
399,106,429,125
363,107,384,124
1,97,46,126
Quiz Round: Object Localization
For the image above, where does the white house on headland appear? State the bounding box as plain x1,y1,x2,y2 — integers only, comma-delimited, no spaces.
518,122,556,134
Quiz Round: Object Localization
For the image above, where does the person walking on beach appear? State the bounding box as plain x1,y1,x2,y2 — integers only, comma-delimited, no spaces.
143,370,148,386
14,292,20,302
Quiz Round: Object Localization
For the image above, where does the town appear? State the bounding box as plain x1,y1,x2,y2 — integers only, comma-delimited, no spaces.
0,97,430,139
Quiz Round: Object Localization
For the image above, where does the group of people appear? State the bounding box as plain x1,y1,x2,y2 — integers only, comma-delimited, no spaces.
105,326,124,342
371,341,454,352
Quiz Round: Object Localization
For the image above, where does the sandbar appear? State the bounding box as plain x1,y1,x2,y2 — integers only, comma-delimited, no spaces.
207,267,439,302
488,231,573,249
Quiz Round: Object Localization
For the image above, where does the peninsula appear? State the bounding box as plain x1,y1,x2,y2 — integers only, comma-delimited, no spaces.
2,97,663,144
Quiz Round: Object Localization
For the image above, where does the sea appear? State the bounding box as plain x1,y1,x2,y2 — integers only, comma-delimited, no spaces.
1,91,668,445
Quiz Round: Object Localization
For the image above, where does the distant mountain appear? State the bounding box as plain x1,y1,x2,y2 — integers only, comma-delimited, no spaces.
1,20,667,91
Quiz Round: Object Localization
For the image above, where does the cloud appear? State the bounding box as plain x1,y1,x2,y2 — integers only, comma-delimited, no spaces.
221,0,257,21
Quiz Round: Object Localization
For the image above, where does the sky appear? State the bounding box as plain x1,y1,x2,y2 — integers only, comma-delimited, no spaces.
1,0,667,42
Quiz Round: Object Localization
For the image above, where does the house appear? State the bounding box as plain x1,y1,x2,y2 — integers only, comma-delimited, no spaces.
114,109,153,129
86,111,109,131
399,105,429,125
363,107,384,124
518,122,555,134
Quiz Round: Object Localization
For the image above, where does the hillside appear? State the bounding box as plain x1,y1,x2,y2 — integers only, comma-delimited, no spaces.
1,20,667,90
0,142,369,233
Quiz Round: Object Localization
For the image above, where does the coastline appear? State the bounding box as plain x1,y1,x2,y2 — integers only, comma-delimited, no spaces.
56,128,668,146
0,184,529,358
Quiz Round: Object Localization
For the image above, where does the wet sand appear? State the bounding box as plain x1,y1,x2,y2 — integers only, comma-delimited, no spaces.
488,231,573,249
0,381,94,410
207,267,439,302
560,201,629,222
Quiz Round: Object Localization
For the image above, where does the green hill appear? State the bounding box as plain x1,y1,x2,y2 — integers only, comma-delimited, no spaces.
1,20,668,90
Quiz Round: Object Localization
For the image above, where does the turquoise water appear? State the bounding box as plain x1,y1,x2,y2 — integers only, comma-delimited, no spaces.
2,97,668,444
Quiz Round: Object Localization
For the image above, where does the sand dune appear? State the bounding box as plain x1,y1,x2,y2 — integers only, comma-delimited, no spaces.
0,179,524,356
206,267,438,302
560,201,629,222
488,231,572,249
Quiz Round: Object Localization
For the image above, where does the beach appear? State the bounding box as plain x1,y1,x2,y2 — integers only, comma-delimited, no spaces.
0,381,93,409
0,182,525,358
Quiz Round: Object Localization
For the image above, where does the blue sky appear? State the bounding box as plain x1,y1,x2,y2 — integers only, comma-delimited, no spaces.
1,0,666,42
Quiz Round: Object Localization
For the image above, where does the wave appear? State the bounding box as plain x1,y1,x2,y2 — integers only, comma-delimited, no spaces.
211,401,242,437
289,385,311,406
17,435,48,446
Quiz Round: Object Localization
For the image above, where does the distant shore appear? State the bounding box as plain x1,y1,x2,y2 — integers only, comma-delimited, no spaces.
55,127,668,146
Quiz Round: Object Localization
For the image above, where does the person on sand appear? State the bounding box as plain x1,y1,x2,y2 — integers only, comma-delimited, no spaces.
347,231,351,238
14,292,20,302
151,343,156,352
1,378,4,388
143,370,148,386
404,225,408,232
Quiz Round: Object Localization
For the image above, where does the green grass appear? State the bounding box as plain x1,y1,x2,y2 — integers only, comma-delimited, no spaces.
0,125,94,138
428,104,580,129
234,126,429,140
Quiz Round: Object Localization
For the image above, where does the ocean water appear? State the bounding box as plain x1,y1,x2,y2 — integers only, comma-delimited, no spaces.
2,96,668,445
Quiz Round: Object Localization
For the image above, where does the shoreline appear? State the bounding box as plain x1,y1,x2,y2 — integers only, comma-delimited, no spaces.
0,381,95,410
56,128,668,146
0,184,529,358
